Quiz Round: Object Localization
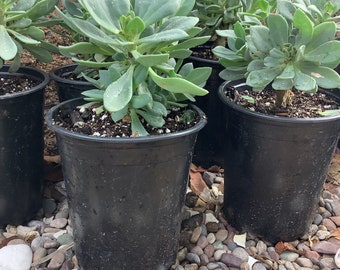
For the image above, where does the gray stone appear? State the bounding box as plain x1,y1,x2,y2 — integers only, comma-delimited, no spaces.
311,240,340,254
215,229,228,242
252,263,267,270
50,218,68,229
232,247,249,262
280,251,300,262
202,171,215,187
220,253,243,268
187,252,201,264
47,251,65,269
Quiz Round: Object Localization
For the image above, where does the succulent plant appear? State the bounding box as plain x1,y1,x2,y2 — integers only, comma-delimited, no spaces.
213,5,340,107
0,0,59,72
191,0,275,48
277,0,340,29
56,0,212,136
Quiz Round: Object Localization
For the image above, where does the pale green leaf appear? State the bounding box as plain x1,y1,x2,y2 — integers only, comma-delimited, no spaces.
134,0,179,27
111,106,128,122
168,36,210,51
79,0,129,33
305,22,336,52
293,8,313,46
318,109,340,116
148,68,208,96
184,67,212,87
82,90,104,101
250,25,273,53
158,17,198,33
298,63,340,89
272,78,294,90
267,14,288,46
247,67,283,90
131,50,169,67
59,42,114,55
137,29,189,44
294,70,317,91
304,40,340,65
136,109,165,127
104,66,134,112
176,0,195,15
130,109,149,136
0,26,17,60
8,29,40,44
131,94,152,109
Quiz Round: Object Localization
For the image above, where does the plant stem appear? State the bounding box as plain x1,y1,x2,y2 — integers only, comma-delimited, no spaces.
275,89,294,108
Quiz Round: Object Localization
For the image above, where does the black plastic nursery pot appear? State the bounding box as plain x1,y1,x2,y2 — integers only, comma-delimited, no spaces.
0,65,49,226
46,98,207,270
49,64,93,102
218,80,340,243
186,48,225,167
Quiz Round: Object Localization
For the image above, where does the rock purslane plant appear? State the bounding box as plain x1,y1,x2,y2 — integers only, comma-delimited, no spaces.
56,0,212,136
0,0,59,71
213,1,340,108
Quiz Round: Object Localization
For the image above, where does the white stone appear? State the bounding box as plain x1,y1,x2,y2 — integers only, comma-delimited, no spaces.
0,244,32,270
205,212,219,224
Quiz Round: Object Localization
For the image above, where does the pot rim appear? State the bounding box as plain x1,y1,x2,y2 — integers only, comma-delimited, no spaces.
0,65,49,100
218,80,340,124
46,97,207,143
49,63,93,86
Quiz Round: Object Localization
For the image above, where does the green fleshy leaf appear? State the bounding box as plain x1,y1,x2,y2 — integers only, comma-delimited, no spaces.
104,66,134,112
134,0,179,27
169,36,210,51
318,109,340,116
294,70,317,91
79,0,129,33
148,68,208,96
184,67,212,87
131,94,152,109
111,106,128,122
293,8,313,46
272,78,294,90
250,25,273,53
82,89,104,101
8,29,40,44
126,16,145,39
304,40,340,65
137,29,189,45
59,42,113,55
136,109,165,128
131,50,169,67
247,67,283,90
0,26,17,60
298,63,340,89
150,101,168,116
305,22,336,52
130,109,149,136
267,14,288,46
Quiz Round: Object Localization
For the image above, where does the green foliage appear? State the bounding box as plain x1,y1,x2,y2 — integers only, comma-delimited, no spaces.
59,0,212,136
0,0,59,71
191,0,275,47
213,2,340,107
277,0,340,29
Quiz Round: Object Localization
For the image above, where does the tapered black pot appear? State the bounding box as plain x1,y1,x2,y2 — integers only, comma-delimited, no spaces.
219,81,340,243
50,64,93,102
0,65,49,226
186,47,224,167
46,98,207,270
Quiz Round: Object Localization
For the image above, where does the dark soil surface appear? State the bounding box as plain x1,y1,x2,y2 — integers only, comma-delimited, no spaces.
0,76,39,95
224,85,340,118
55,105,202,137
